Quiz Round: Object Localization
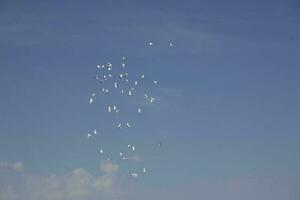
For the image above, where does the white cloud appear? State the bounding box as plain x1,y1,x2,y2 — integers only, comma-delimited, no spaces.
100,161,119,174
0,161,24,173
0,186,18,200
0,161,122,200
12,162,24,173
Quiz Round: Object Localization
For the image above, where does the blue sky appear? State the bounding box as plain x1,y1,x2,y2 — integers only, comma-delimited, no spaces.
1,0,300,199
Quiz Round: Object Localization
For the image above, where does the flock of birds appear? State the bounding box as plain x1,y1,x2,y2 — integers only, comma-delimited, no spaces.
86,41,173,178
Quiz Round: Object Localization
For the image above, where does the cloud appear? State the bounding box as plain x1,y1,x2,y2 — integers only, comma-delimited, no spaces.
0,186,18,200
0,161,122,200
100,161,119,174
12,162,24,173
0,161,24,173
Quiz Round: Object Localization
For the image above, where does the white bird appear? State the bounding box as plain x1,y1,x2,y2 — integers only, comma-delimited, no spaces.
92,93,96,97
121,90,124,94
131,173,139,178
102,88,105,92
108,106,112,112
107,62,112,67
150,97,155,103
105,89,109,94
101,65,105,69
94,129,97,135
122,56,126,60
103,75,107,80
158,142,162,148
125,79,129,82
154,80,158,84
119,74,124,79
124,73,128,78
142,167,146,173
117,123,122,129
126,122,132,128
87,133,92,139
169,42,174,47
116,109,119,113
119,152,123,156
134,80,138,85
149,42,153,46
108,73,112,78
132,146,135,151
138,108,141,113
128,144,131,148
122,63,126,68
128,90,132,96
100,149,104,154
141,74,145,79
144,94,148,99
114,82,118,88
122,156,126,160
107,157,110,161
95,75,100,80
108,67,112,71
89,98,94,104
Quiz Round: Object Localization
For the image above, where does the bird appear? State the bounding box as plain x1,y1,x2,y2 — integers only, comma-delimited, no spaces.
132,146,135,151
100,149,104,154
150,97,155,103
138,108,141,113
119,74,124,79
117,123,122,129
144,94,148,99
89,98,94,104
108,106,112,113
141,74,145,79
87,133,92,139
105,89,109,94
154,80,158,84
142,167,146,173
148,42,153,46
169,42,174,47
122,56,126,60
94,129,97,135
114,82,118,88
126,122,132,128
134,80,138,85
128,90,132,96
131,173,139,178
122,63,126,68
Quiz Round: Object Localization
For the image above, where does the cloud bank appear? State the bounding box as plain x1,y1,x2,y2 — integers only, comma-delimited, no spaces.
0,161,122,200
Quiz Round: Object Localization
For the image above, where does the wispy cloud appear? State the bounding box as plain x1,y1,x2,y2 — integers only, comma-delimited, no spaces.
0,161,24,173
0,161,122,200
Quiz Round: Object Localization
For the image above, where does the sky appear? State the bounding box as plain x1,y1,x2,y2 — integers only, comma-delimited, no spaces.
1,0,300,199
